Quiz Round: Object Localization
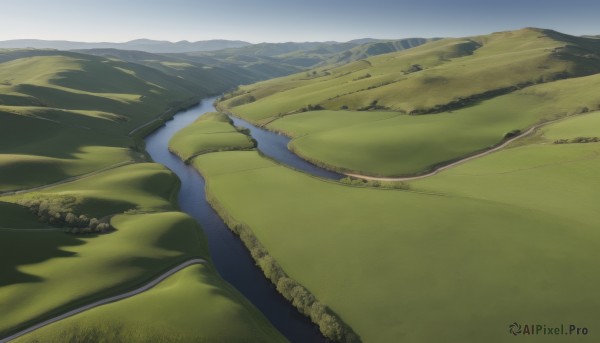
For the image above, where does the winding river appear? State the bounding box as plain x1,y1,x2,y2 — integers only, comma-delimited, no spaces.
144,97,334,343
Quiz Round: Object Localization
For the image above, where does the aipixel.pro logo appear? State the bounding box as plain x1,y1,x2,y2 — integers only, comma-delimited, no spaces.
509,322,589,336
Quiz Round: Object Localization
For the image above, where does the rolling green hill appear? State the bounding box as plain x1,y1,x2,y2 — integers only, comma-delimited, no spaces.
173,37,434,72
0,48,209,191
169,112,255,162
0,49,285,341
73,48,304,86
218,28,600,176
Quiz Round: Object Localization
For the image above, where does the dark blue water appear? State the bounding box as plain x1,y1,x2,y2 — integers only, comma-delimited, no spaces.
144,97,330,343
229,116,343,180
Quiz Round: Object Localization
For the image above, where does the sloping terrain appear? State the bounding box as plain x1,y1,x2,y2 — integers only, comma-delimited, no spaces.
0,49,285,341
218,28,600,176
186,108,600,343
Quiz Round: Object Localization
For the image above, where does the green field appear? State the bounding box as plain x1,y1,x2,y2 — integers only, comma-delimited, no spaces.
188,109,600,342
169,112,255,161
0,162,284,341
13,264,286,343
0,50,196,191
277,74,600,176
0,163,201,335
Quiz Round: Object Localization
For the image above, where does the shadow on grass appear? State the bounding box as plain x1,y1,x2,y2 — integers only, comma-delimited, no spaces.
0,230,86,287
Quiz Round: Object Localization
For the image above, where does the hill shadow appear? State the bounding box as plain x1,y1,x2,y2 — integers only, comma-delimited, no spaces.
0,230,86,287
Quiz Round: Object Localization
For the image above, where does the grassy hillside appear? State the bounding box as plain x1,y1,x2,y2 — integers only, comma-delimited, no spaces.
13,264,286,343
186,108,600,342
280,73,600,176
171,38,434,74
169,112,255,162
74,48,302,88
217,28,600,176
220,28,600,120
0,161,285,341
0,49,202,191
0,49,285,341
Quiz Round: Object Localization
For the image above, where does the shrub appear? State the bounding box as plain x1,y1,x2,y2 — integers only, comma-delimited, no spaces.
15,194,112,234
554,137,600,144
503,129,521,139
258,255,284,283
228,94,256,107
353,73,371,81
405,64,423,73
291,285,316,315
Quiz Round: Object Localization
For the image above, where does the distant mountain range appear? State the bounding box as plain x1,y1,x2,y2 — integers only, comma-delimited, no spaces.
0,39,252,53
0,38,439,55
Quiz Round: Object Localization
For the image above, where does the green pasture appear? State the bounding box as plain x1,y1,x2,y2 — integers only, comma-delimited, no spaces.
169,112,255,161
28,162,181,216
190,127,600,342
0,155,283,342
0,211,208,338
266,110,399,137
220,28,600,123
262,73,600,176
536,110,600,141
14,264,287,343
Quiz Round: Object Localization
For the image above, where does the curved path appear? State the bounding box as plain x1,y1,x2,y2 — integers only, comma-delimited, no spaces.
0,160,136,196
345,118,561,182
128,107,172,136
0,258,206,343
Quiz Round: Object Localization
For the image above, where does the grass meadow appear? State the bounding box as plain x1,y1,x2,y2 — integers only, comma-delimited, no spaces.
169,112,255,162
189,110,600,342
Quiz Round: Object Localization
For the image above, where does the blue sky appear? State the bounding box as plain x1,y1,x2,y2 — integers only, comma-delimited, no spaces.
3,0,599,42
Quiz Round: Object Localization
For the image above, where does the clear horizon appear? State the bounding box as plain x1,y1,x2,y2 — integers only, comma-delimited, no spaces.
3,0,600,44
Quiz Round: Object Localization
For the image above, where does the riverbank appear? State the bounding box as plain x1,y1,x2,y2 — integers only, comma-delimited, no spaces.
166,104,349,342
145,99,331,343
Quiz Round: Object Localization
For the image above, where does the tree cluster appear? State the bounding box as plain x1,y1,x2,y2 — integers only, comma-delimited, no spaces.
554,136,600,144
358,100,387,111
297,104,325,112
228,94,256,107
353,73,371,81
503,129,521,139
404,64,423,73
340,177,410,190
16,195,112,234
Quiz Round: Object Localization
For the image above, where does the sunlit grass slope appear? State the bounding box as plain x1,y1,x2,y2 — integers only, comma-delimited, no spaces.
220,28,600,122
0,49,285,341
217,28,600,176
0,49,203,191
0,162,285,341
0,163,202,335
281,73,600,176
14,264,287,343
0,52,199,130
191,107,600,341
169,112,255,161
